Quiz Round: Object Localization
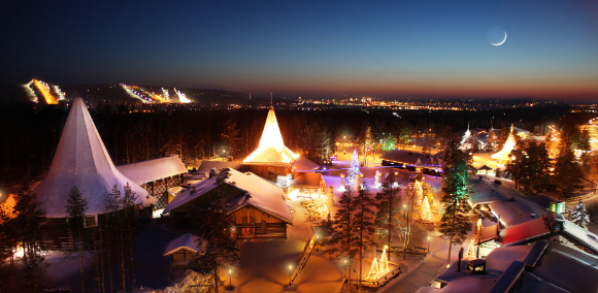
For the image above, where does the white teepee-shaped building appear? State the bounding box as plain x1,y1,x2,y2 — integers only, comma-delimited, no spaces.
491,124,517,162
34,98,153,218
243,107,298,163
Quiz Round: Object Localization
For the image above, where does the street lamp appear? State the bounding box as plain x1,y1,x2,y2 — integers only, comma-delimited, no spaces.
289,265,293,286
427,236,430,254
229,269,233,290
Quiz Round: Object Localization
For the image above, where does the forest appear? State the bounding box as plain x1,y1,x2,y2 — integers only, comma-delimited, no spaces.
0,100,582,186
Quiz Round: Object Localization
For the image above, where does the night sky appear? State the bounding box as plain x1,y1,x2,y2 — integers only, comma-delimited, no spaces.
1,0,597,99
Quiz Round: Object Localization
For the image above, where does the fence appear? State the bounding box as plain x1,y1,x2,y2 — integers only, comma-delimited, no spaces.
290,234,318,284
359,261,402,288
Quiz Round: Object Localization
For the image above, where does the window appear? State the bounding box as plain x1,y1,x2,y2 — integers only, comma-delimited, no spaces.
83,215,97,228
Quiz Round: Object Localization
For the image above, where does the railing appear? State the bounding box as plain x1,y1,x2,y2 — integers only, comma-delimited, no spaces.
290,234,317,284
360,262,402,288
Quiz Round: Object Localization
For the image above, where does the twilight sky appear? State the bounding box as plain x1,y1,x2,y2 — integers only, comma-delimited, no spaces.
1,0,597,100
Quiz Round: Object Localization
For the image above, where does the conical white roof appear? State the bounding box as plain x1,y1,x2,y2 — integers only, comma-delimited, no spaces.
243,108,298,164
33,98,153,217
491,125,517,162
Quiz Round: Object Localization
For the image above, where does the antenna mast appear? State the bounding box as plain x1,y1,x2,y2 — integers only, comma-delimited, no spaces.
270,92,273,107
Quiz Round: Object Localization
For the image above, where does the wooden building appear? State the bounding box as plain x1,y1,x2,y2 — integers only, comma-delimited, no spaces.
164,168,293,239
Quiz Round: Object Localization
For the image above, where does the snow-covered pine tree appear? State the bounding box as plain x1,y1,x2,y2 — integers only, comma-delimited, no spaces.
347,149,360,186
571,200,590,230
65,186,88,293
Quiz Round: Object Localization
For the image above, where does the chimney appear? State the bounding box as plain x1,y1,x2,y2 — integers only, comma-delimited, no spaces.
457,247,464,272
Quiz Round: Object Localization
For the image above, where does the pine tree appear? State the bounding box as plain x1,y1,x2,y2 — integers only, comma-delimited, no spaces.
326,189,359,293
102,185,122,293
375,171,402,261
554,137,583,199
65,186,88,293
347,150,360,186
122,183,139,291
352,183,376,292
571,200,590,229
486,129,498,151
14,183,48,293
221,119,241,161
439,135,473,265
497,127,511,150
187,188,239,293
0,201,17,292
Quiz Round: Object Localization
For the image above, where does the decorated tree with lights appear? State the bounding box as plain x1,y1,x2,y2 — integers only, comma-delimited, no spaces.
347,149,360,186
463,239,477,260
439,135,473,265
486,128,498,151
571,200,590,230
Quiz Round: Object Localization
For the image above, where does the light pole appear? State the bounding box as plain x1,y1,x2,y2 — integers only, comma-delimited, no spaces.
427,236,430,254
289,265,293,286
229,269,232,290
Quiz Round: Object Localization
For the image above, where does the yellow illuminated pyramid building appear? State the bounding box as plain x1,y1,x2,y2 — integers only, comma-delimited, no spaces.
242,107,316,182
244,107,299,164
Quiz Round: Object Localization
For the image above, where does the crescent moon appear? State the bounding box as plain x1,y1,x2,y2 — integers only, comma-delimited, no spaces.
491,32,507,46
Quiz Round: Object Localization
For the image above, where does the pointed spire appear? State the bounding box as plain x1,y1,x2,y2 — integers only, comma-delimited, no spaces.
33,98,152,217
243,108,298,163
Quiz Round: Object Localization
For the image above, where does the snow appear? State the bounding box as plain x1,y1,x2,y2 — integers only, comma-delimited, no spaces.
163,233,206,256
491,127,516,161
562,219,598,254
33,98,153,218
117,155,188,185
164,168,293,224
293,157,319,171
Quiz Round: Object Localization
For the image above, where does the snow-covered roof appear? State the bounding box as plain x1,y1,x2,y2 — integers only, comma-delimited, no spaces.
491,127,517,161
196,161,242,174
33,98,153,218
163,233,206,256
243,108,299,164
117,155,188,185
164,168,293,224
562,219,598,254
489,199,535,227
380,150,439,166
293,157,319,171
288,172,322,189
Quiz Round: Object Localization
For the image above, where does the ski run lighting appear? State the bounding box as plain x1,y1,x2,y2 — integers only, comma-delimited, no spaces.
244,107,299,163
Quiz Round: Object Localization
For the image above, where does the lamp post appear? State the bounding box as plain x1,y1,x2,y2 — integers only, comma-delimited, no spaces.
427,236,430,254
289,265,293,286
229,269,232,290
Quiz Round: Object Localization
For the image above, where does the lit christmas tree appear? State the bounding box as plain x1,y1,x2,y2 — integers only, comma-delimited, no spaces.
380,246,389,272
366,258,380,280
463,238,477,260
421,195,432,221
347,149,360,186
